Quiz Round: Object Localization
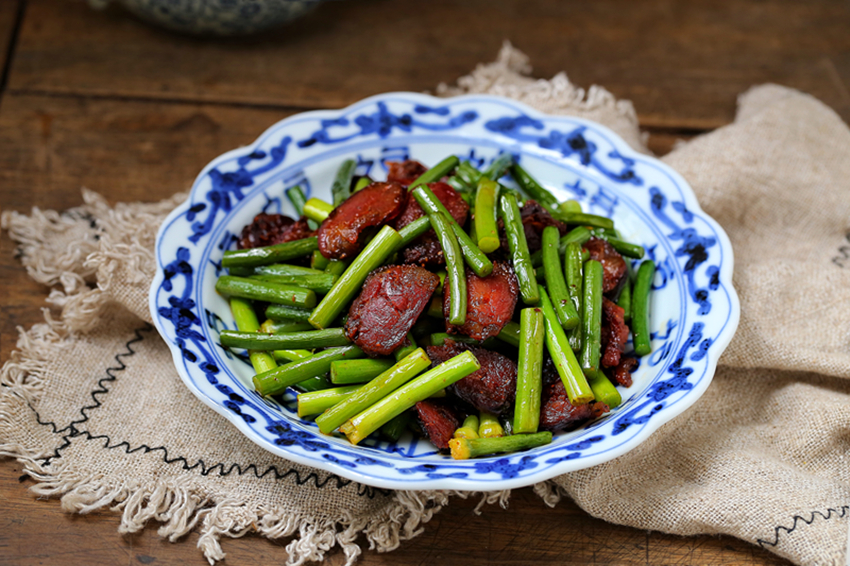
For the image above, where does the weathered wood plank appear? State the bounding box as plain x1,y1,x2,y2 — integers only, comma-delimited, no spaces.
0,94,294,368
0,93,297,210
0,461,789,565
0,0,22,84
9,0,850,128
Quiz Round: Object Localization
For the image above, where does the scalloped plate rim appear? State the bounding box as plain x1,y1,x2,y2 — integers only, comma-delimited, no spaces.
149,91,740,490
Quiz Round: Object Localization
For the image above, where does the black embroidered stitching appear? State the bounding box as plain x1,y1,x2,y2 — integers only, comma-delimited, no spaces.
65,324,153,433
757,505,850,548
27,322,390,498
31,323,152,464
55,428,385,498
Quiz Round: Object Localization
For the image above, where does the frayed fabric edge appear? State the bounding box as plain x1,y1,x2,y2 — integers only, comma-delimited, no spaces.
436,40,641,129
0,292,542,566
0,319,502,566
1,439,497,566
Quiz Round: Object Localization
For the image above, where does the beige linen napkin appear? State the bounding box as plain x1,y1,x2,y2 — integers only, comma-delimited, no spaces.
2,44,849,566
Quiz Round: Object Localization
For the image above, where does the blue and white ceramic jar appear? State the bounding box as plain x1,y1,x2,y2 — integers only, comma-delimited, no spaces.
90,0,324,36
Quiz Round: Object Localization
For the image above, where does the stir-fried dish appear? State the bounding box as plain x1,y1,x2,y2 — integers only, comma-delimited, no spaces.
216,155,655,459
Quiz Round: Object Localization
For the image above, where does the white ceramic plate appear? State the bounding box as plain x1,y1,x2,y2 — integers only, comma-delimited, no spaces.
149,92,739,490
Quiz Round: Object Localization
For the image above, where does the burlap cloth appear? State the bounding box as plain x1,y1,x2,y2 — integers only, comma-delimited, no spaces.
2,44,849,566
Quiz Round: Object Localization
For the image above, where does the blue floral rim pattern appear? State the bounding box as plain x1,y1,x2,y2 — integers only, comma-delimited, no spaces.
149,92,739,490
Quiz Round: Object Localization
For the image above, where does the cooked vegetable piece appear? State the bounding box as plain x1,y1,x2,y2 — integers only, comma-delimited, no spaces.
587,371,622,409
411,318,441,341
584,237,627,294
454,415,480,440
331,159,357,206
445,175,474,195
259,319,312,334
353,176,372,192
330,358,396,384
538,286,594,405
265,303,312,322
230,297,276,374
558,199,582,214
317,181,406,260
254,345,365,397
309,225,403,330
394,333,419,362
396,182,469,266
513,307,544,434
303,198,334,223
222,237,318,269
434,270,447,294
444,261,519,341
422,210,467,325
414,400,461,449
411,185,493,277
254,263,325,278
286,185,308,216
631,260,655,356
564,241,584,352
482,152,514,180
496,320,521,348
315,348,432,434
427,341,517,414
500,193,539,304
539,379,609,431
449,431,552,460
428,333,498,348
215,275,316,309
426,295,444,319
298,385,361,417
396,216,432,246
455,161,484,188
512,199,568,254
237,213,314,250
339,350,480,444
387,160,428,186
220,328,350,350
601,297,630,368
311,249,330,270
541,225,580,329
473,178,501,253
380,411,412,441
478,411,504,438
579,260,604,378
597,234,645,259
509,163,559,209
250,273,337,294
530,226,593,267
345,265,440,356
407,155,459,190
272,349,312,363
553,211,614,230
292,375,333,393
324,260,348,278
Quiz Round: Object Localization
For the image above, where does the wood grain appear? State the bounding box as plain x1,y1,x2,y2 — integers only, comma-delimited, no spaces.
0,0,22,84
1,1,844,564
0,461,789,565
9,0,850,129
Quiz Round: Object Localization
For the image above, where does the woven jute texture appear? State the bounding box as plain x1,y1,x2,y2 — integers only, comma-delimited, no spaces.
2,44,849,566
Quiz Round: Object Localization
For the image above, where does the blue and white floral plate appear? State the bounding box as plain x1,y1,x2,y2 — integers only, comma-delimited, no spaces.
149,92,739,490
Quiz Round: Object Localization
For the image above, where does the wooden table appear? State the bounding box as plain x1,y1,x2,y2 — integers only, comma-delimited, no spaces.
2,1,848,564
